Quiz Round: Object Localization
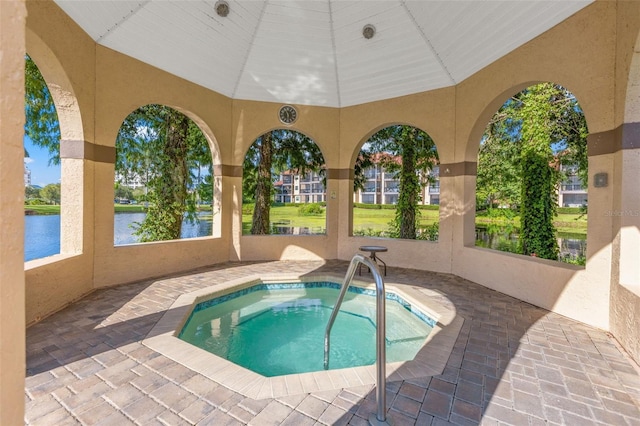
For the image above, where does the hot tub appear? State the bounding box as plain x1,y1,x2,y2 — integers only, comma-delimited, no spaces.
143,273,463,399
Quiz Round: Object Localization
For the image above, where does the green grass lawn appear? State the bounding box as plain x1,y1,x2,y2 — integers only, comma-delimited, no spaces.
476,211,587,236
24,205,61,215
349,207,440,233
26,203,587,237
241,205,587,236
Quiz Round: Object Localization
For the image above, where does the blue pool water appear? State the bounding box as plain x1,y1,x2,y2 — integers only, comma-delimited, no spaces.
178,282,434,377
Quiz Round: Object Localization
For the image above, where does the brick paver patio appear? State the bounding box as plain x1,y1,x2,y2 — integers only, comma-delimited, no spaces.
25,260,640,425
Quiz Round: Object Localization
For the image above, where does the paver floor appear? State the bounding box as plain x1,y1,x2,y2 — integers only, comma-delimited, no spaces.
25,260,640,425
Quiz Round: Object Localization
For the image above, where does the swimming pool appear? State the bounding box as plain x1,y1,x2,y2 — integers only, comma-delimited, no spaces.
143,273,463,398
178,282,435,377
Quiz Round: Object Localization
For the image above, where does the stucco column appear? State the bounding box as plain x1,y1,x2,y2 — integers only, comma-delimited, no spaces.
443,162,477,275
608,127,640,364
614,148,640,290
223,169,243,261
0,1,27,424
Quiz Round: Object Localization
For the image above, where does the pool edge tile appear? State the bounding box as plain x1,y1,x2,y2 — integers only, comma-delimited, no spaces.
141,273,464,399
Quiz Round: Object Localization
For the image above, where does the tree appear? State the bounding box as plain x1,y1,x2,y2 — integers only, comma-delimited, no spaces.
114,183,134,201
244,130,325,235
187,121,213,205
364,125,439,239
479,83,588,260
25,56,214,242
197,174,214,204
477,112,522,210
25,185,41,200
41,183,61,205
353,150,373,192
25,56,60,165
116,105,212,242
250,132,273,234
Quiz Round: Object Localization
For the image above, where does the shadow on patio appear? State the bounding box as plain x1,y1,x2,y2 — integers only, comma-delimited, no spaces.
25,260,640,425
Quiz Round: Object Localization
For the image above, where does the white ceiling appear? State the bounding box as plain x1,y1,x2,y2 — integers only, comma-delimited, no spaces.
54,0,593,108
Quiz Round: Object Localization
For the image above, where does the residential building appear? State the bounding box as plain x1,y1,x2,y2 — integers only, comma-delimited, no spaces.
24,162,31,187
115,171,146,189
559,164,588,207
354,163,441,205
274,170,326,203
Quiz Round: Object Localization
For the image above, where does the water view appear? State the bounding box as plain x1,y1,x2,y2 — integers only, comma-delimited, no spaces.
475,227,587,262
25,212,213,262
25,213,586,263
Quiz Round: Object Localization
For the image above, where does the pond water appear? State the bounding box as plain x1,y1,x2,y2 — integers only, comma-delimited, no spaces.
25,214,587,263
25,212,213,262
475,227,587,261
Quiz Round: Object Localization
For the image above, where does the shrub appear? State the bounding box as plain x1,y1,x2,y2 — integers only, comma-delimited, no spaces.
558,253,586,266
25,198,48,205
298,203,324,216
353,228,389,237
354,203,381,209
417,223,439,241
484,208,517,219
418,204,440,211
242,203,254,215
557,207,583,215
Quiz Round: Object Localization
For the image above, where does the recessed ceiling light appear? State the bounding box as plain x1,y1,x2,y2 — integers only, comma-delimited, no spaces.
215,0,229,17
363,24,376,40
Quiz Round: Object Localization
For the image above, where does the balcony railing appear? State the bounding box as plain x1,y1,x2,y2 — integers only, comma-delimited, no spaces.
561,184,584,191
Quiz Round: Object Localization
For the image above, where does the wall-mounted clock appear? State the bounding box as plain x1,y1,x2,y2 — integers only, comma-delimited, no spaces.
278,105,298,124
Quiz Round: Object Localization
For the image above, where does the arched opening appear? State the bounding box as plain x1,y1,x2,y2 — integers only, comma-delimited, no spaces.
242,129,326,236
24,29,85,263
114,104,216,244
23,55,62,261
474,82,589,265
352,125,440,241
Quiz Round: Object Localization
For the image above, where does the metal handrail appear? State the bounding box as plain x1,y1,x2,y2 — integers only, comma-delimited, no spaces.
324,254,387,424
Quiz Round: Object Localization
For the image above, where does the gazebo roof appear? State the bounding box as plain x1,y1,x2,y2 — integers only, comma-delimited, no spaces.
54,0,592,107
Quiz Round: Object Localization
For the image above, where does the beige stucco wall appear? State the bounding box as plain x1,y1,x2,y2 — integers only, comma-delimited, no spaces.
15,0,640,368
23,0,97,322
336,89,456,273
91,45,233,287
610,0,640,365
0,1,26,423
447,0,618,330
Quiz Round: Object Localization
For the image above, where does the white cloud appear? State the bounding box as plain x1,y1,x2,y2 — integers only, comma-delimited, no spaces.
24,158,34,164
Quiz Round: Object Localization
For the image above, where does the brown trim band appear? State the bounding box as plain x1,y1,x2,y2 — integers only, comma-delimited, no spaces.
326,169,353,180
60,140,116,164
219,164,243,177
439,161,477,177
588,122,640,156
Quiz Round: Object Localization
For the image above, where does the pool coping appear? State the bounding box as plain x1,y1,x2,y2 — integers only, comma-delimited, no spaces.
142,273,464,399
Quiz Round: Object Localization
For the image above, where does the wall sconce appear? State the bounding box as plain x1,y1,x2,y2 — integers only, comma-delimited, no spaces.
594,172,608,188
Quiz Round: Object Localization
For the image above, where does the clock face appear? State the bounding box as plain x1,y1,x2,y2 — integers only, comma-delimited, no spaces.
279,105,297,124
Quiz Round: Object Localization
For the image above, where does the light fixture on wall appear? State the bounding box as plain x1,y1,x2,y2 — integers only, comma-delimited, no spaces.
594,172,608,188
363,24,376,40
215,0,229,17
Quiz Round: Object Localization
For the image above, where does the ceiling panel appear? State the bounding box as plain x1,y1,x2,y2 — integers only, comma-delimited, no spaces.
407,1,592,83
52,0,595,107
55,1,146,40
234,1,337,105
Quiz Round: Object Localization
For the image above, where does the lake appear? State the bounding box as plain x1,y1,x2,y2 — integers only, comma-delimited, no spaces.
475,227,587,262
25,214,587,263
25,212,213,262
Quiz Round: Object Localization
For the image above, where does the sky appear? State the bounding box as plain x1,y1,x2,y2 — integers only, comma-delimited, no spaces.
24,135,60,187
